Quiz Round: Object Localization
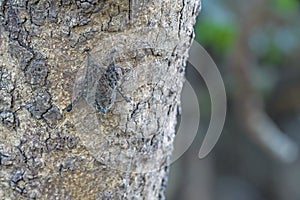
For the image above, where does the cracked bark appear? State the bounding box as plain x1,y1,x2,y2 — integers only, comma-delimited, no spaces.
0,0,200,199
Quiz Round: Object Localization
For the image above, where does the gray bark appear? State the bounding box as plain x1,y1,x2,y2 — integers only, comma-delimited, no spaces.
0,0,200,199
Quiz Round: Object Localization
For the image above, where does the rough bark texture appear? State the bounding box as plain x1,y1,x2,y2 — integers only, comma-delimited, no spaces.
0,0,200,199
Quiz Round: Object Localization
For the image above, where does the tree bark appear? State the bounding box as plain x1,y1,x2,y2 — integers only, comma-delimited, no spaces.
0,0,200,199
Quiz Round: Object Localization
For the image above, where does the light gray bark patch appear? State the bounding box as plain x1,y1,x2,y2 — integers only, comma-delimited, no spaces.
0,90,12,110
47,1,58,23
28,0,49,26
9,169,26,195
1,71,10,87
25,53,48,86
0,145,15,166
42,105,62,128
25,89,51,119
45,122,79,151
8,42,34,70
0,110,16,129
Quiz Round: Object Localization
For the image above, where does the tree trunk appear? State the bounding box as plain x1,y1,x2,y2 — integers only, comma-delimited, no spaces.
0,0,200,199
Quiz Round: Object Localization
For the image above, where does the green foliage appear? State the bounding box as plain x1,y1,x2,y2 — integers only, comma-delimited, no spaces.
259,42,284,65
274,0,299,13
194,19,237,53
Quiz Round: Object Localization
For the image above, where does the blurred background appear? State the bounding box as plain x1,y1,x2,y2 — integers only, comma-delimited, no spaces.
166,0,300,199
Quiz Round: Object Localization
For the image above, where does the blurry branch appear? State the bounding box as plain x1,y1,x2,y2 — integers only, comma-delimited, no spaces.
229,0,298,163
246,106,298,163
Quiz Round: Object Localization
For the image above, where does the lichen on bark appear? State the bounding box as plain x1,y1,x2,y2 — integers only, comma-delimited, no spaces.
0,0,200,199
